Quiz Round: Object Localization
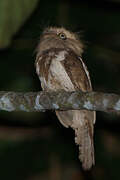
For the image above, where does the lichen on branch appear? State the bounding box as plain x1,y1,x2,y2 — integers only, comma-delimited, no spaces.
0,91,120,113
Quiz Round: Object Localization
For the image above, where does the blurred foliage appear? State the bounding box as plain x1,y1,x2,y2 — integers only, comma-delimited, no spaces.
0,0,120,179
0,0,39,48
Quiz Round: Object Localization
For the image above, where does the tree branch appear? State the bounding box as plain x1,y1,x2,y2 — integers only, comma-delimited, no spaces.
0,91,120,113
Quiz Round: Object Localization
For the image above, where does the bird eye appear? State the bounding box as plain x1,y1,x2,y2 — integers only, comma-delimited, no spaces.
59,33,66,40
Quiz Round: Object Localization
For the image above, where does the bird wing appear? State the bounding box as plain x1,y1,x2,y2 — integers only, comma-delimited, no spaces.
60,50,92,91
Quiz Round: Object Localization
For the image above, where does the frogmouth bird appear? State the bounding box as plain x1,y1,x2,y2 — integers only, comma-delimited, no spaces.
35,27,96,170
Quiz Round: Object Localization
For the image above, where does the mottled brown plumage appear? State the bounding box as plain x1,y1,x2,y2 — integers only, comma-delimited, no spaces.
35,27,96,170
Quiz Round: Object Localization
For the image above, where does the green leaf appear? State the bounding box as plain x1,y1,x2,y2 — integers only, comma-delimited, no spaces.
0,0,39,48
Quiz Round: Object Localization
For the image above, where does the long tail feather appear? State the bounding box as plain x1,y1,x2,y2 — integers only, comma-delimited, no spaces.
71,110,95,170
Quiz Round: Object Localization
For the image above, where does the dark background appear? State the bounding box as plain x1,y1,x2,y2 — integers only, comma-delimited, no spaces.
0,0,120,179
